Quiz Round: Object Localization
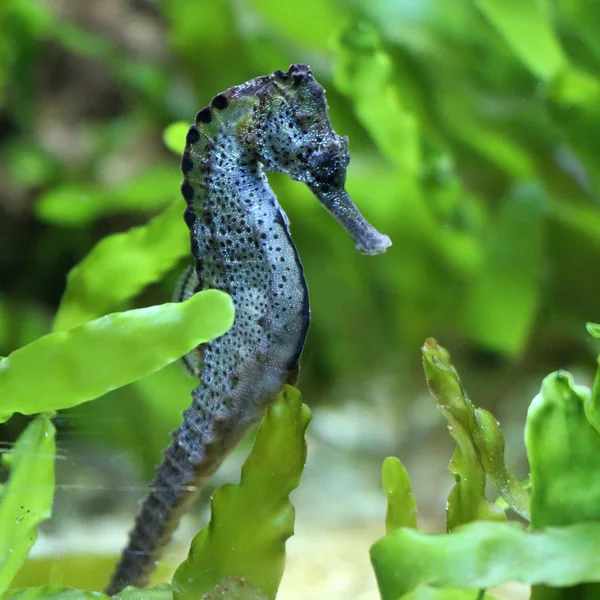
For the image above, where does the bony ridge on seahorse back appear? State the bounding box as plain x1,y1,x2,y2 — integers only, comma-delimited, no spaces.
106,63,391,595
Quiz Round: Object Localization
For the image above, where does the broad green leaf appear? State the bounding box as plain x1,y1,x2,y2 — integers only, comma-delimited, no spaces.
3,584,172,600
422,339,506,529
332,22,421,175
475,0,567,80
172,386,311,600
35,166,179,227
371,520,600,600
0,415,55,594
382,456,417,532
0,290,234,423
463,184,545,356
54,200,188,331
163,122,190,156
525,371,600,529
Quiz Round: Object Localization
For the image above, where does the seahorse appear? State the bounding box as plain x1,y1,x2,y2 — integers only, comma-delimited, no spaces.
106,64,391,595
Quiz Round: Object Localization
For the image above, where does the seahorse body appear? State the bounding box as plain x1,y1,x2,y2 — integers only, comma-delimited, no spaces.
106,64,390,595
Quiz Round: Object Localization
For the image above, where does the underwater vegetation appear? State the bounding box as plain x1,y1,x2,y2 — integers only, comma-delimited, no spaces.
2,0,600,598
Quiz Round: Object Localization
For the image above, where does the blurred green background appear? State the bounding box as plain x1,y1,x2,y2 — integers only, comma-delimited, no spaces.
1,0,600,595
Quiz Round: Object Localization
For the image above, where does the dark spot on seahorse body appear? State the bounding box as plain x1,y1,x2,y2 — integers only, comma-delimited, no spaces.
273,211,285,226
196,108,212,124
181,181,194,202
181,153,194,174
211,94,228,110
183,208,196,228
186,125,200,145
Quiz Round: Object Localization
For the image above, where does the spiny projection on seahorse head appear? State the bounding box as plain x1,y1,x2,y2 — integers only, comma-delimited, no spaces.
106,64,390,596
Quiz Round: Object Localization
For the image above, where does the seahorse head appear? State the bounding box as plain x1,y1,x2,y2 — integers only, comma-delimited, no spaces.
254,64,349,191
254,64,391,255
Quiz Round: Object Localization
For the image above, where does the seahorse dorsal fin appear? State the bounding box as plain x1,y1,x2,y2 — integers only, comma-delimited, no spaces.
173,265,198,303
173,266,203,375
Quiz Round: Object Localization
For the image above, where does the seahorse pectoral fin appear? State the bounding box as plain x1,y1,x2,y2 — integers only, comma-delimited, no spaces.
311,185,391,255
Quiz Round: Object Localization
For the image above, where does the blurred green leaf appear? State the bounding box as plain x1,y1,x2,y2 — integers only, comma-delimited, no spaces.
0,415,55,594
525,370,600,529
2,141,57,188
3,584,172,600
245,0,337,50
463,183,545,356
0,290,234,423
172,386,311,600
163,122,190,156
54,200,188,331
589,323,600,340
35,166,179,227
332,21,421,175
401,586,498,600
475,0,567,80
422,338,506,529
371,520,600,600
422,339,529,526
382,456,417,533
546,69,600,196
3,589,108,600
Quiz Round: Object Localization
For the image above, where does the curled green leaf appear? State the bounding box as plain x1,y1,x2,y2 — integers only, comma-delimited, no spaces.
0,290,234,423
54,200,189,332
472,408,530,521
422,339,505,529
422,339,529,526
172,386,311,600
382,456,417,532
0,415,55,594
371,520,600,600
526,370,600,529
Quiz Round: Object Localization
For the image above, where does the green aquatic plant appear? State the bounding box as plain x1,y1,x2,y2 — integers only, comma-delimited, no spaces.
371,332,600,599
